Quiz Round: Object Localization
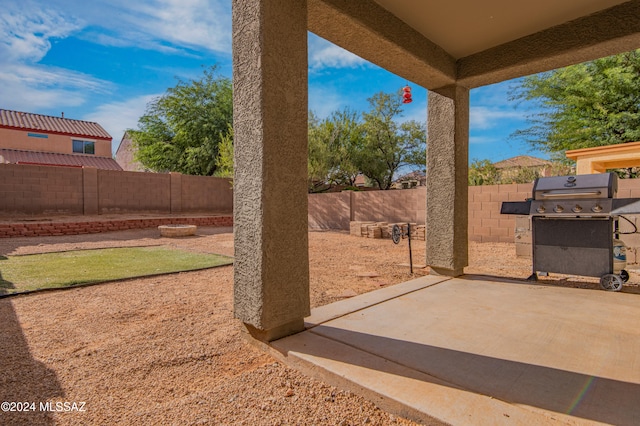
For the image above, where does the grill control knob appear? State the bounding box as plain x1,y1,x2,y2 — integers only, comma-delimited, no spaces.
554,205,564,213
536,205,546,213
592,204,603,213
572,205,583,213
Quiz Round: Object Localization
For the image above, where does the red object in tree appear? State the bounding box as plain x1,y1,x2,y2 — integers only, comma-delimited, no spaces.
402,85,412,103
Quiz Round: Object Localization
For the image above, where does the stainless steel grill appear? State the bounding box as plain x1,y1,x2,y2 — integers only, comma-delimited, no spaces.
530,173,616,217
501,173,640,291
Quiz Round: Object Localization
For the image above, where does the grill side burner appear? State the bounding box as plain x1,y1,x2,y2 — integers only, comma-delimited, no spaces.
501,172,640,291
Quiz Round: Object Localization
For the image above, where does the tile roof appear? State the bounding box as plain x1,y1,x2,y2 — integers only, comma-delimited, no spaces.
394,170,426,182
0,149,123,171
494,155,550,169
0,109,112,140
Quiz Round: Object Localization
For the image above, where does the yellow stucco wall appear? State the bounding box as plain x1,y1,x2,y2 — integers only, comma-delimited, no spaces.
566,142,640,174
0,128,112,157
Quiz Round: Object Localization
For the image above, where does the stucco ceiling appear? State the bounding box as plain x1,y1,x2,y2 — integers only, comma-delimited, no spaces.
373,0,631,58
308,0,640,89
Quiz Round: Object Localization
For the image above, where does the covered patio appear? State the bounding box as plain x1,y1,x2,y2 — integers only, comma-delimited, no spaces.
231,0,640,423
271,275,640,424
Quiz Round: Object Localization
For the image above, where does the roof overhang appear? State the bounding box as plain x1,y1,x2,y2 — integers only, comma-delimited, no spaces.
308,0,640,90
0,149,123,171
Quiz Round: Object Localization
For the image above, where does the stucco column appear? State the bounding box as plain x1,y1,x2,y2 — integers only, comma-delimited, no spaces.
232,0,310,341
426,85,469,276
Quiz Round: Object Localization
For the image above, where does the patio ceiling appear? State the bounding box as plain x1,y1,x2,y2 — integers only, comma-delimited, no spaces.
308,0,640,89
373,0,631,58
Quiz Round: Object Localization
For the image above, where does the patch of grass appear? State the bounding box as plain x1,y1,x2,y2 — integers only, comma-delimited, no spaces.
0,246,233,295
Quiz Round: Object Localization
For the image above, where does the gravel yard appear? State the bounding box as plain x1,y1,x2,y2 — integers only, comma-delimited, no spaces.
1,226,638,425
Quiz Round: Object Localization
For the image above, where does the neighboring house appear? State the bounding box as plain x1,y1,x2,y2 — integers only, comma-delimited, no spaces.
392,170,426,189
115,131,146,172
493,155,551,180
353,174,367,187
0,109,122,170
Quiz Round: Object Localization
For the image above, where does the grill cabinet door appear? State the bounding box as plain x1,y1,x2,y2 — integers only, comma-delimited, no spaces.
532,217,613,278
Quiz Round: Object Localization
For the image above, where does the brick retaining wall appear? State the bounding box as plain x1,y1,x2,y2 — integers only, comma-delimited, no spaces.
0,216,233,238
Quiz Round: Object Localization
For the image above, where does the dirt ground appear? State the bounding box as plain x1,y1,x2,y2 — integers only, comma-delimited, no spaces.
1,227,638,425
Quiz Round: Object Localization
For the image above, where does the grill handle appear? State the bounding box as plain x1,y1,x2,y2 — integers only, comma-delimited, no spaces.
539,190,602,198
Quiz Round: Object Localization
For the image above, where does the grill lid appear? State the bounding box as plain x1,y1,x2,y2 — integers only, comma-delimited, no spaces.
532,173,618,200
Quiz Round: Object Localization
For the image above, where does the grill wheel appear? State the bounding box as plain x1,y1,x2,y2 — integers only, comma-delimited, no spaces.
600,274,623,292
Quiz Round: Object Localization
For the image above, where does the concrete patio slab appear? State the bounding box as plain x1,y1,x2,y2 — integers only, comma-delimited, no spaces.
271,276,640,425
304,275,449,328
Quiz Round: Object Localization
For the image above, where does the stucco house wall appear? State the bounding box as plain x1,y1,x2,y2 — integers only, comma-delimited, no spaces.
0,127,112,157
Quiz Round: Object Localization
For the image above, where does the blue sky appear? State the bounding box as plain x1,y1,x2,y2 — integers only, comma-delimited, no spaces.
0,0,547,163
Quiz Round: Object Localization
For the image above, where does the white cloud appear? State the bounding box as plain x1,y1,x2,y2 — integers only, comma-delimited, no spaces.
83,95,160,154
0,76,86,111
309,35,369,70
53,0,232,54
470,106,524,130
0,65,109,112
9,63,108,92
131,0,231,53
0,4,111,111
308,84,347,119
469,135,499,145
0,0,232,81
0,4,82,62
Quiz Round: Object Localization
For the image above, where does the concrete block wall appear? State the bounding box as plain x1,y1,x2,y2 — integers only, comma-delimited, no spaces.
0,164,233,217
308,183,640,263
307,186,528,243
170,172,183,213
353,189,426,224
468,183,531,243
0,163,84,215
83,167,99,214
98,169,171,213
308,192,351,230
181,175,233,213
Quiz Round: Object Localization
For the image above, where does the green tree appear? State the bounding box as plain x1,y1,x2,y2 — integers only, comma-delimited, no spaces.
511,50,640,160
307,111,333,192
468,159,500,186
500,166,540,184
357,92,426,189
214,124,234,178
324,108,364,187
129,66,233,175
211,90,426,192
307,108,365,192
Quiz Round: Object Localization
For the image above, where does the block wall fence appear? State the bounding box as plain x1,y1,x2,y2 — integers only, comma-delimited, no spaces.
308,185,529,242
3,163,640,262
0,163,233,216
308,180,640,264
